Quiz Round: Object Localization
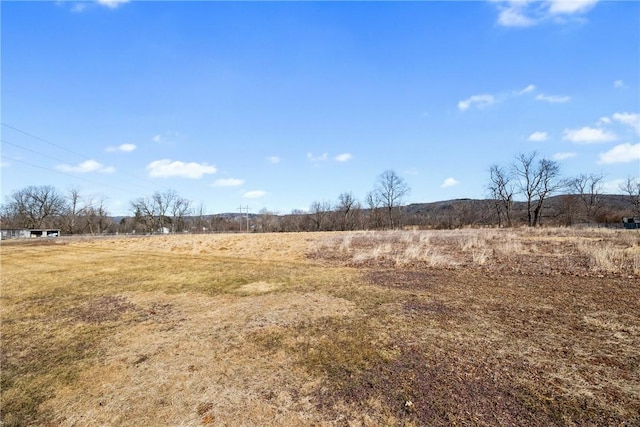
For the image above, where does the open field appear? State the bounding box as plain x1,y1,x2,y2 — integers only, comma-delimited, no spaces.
1,228,639,426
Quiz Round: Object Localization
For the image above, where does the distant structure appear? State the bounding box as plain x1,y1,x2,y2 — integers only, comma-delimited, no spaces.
0,229,60,240
622,217,640,229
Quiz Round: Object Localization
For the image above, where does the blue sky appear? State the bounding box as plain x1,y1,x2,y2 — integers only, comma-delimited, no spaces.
2,0,639,216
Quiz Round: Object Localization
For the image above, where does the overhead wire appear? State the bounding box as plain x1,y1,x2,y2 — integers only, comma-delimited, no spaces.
1,123,173,195
0,154,140,194
1,138,152,193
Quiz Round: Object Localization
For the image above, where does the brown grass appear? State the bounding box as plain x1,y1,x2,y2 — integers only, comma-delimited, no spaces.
1,229,639,426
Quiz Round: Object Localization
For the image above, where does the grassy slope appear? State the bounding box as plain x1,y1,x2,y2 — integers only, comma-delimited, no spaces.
1,230,639,426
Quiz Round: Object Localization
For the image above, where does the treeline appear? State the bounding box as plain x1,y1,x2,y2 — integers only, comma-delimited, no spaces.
1,156,639,235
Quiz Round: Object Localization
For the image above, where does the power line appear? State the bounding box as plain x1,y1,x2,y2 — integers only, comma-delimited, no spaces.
1,138,152,193
1,123,162,194
2,139,77,164
0,155,138,195
2,123,91,161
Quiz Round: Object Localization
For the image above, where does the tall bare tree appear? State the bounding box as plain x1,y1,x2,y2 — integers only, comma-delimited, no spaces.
570,173,604,223
309,200,331,231
619,176,640,215
488,165,514,227
512,152,564,227
170,196,191,232
336,192,360,231
63,187,83,234
373,170,410,229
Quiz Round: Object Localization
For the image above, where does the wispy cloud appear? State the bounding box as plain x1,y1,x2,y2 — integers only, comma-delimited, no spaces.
106,143,136,152
153,135,162,143
493,0,600,28
335,153,353,162
598,143,640,164
267,156,280,164
243,190,266,199
614,80,624,88
547,0,599,15
612,112,640,135
528,131,548,142
211,178,244,187
516,84,536,95
536,93,570,103
57,160,115,174
146,159,217,179
441,177,459,188
97,0,130,9
498,4,537,28
458,94,495,112
563,127,617,143
307,152,328,162
552,152,576,161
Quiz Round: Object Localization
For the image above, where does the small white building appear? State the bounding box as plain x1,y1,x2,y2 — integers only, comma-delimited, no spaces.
0,229,60,240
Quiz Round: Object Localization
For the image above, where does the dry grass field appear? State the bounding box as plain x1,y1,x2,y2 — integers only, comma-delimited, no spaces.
1,228,639,426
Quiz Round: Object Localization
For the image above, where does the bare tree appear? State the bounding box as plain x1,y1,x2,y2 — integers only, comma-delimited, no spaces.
84,198,110,235
570,173,604,223
63,187,83,234
309,200,331,231
366,191,383,229
336,192,360,231
619,176,640,215
130,196,156,232
373,170,410,229
170,196,191,232
512,153,564,227
487,165,514,227
3,185,66,229
153,190,176,231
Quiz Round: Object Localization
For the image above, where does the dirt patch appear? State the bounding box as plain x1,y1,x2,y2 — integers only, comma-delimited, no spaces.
66,296,136,324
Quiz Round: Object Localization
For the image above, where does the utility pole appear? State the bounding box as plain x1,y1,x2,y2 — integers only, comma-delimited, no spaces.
237,205,251,232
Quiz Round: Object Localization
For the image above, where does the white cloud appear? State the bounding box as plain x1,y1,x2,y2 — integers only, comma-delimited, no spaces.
335,153,352,162
458,94,495,111
547,0,599,15
612,112,640,135
441,177,459,188
598,116,612,125
614,80,624,88
106,143,136,152
152,135,161,143
267,156,280,164
1,160,11,168
307,152,328,162
516,84,536,95
498,6,537,27
536,93,570,103
493,0,599,27
97,0,130,9
211,178,244,187
57,159,115,174
243,190,266,199
146,159,217,179
598,143,640,164
552,152,577,161
528,131,548,142
563,127,617,143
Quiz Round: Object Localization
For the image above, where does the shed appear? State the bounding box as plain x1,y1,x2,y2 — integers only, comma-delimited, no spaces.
0,229,61,239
